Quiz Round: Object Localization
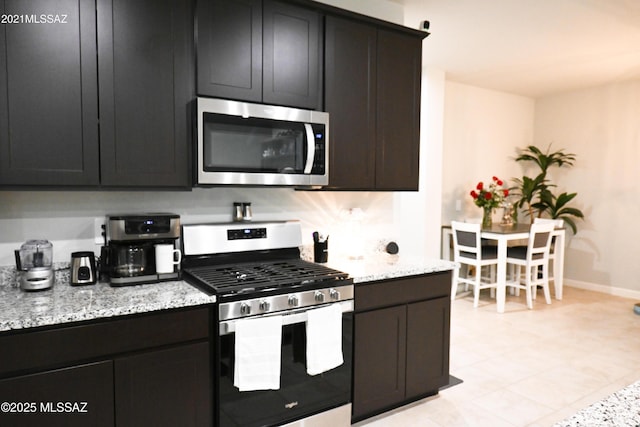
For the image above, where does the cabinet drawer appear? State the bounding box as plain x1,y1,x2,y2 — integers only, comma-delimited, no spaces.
355,272,451,312
0,307,211,377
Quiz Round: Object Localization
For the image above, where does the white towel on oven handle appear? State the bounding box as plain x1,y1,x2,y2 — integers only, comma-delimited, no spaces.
306,304,344,376
234,315,283,391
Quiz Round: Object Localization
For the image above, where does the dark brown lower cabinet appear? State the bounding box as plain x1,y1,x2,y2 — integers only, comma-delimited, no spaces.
0,361,114,427
353,305,407,417
352,272,452,422
406,297,451,399
0,307,213,427
115,342,211,427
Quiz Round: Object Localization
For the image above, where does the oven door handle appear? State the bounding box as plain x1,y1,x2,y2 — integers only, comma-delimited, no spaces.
219,300,353,336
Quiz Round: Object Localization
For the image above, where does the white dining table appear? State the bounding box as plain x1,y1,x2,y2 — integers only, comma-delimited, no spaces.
441,223,565,313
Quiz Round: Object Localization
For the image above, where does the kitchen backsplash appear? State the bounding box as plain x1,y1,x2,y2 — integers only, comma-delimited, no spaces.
0,187,400,267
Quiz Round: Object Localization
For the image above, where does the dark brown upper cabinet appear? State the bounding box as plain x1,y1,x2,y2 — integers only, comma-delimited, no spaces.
97,0,193,188
324,15,377,189
197,0,322,110
196,0,262,103
375,28,423,190
0,0,193,189
0,0,100,186
324,15,425,191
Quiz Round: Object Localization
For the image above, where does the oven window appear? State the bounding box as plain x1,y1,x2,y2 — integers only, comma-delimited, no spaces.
218,313,353,427
203,113,307,174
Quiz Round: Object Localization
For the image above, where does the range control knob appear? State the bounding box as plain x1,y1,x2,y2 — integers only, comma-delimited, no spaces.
330,288,340,300
288,295,299,307
240,302,251,315
259,300,271,311
314,291,325,302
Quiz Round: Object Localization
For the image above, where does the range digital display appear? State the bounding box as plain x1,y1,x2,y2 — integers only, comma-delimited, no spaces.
227,228,267,240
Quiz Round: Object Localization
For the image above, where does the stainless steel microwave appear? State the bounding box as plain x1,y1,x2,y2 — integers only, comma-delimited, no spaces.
196,97,329,187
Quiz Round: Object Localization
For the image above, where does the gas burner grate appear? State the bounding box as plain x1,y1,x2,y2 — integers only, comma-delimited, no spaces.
184,259,349,296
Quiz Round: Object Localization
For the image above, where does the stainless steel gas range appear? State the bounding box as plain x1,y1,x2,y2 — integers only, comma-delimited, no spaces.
181,220,353,427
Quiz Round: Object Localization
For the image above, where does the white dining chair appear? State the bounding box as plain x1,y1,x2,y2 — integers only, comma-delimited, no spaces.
506,222,555,309
533,217,564,292
464,217,497,283
451,221,500,307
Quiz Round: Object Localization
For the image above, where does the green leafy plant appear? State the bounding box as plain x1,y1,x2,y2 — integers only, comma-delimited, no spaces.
511,174,550,221
512,144,584,232
515,144,576,172
538,190,584,234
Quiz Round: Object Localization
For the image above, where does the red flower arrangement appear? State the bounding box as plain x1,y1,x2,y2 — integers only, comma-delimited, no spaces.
470,176,509,209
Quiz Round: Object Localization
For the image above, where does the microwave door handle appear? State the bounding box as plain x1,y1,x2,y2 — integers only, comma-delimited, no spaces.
303,123,315,174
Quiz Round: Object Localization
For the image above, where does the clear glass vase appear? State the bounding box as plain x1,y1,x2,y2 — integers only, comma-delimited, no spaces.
500,202,514,226
482,206,493,228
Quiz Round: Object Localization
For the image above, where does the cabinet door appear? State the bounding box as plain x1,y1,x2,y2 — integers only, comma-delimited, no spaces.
406,297,451,399
375,29,422,191
0,0,99,186
352,305,406,420
324,16,377,189
263,0,322,110
197,0,262,101
115,342,212,427
97,0,193,188
0,361,114,427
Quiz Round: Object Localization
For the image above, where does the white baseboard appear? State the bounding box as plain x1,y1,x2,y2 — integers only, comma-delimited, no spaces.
564,279,640,300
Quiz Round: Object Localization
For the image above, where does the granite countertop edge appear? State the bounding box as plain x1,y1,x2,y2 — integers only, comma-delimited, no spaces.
0,283,216,333
323,256,456,284
1,256,454,333
553,379,640,426
0,264,216,333
0,294,214,332
350,262,456,284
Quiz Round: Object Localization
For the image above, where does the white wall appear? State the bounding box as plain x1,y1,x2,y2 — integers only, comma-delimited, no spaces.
395,67,445,259
534,79,640,296
0,188,398,265
314,0,404,24
441,82,535,225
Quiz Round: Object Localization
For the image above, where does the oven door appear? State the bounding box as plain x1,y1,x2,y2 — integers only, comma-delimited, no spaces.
217,301,353,427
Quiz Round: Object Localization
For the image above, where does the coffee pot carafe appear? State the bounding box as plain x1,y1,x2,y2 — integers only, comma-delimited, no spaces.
14,239,54,291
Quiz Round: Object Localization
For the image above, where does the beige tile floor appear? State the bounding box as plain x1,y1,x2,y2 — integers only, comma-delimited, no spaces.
356,286,640,427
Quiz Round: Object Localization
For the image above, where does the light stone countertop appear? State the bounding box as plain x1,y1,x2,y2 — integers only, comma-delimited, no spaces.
554,379,640,426
324,255,456,284
0,254,455,333
0,265,216,333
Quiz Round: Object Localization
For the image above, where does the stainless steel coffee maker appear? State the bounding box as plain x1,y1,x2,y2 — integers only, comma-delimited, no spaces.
100,213,181,286
14,240,54,291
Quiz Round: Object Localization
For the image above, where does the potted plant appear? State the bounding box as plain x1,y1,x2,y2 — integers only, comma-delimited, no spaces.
511,144,584,233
